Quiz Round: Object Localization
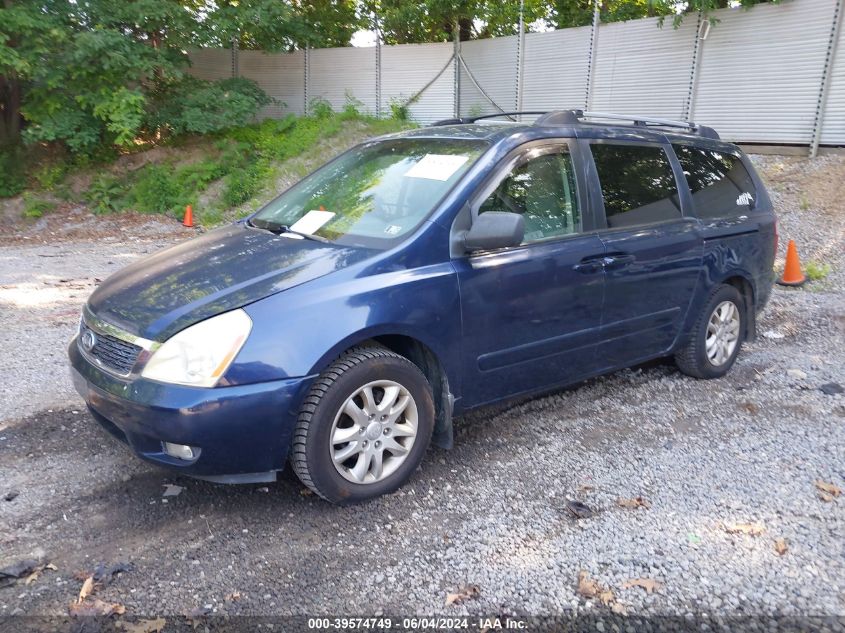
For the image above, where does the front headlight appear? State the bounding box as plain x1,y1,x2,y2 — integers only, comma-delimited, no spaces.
141,309,252,387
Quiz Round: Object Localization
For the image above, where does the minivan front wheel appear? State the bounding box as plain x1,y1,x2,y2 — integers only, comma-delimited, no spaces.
290,345,434,504
675,284,746,379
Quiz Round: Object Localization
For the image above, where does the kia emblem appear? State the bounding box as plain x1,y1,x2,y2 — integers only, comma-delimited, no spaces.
81,329,97,352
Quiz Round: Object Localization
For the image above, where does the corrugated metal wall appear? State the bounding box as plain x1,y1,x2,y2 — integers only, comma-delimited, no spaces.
238,50,305,117
591,17,697,120
521,27,592,112
459,36,518,114
187,48,233,82
820,2,845,145
187,0,845,148
308,47,378,115
693,0,835,144
381,43,454,123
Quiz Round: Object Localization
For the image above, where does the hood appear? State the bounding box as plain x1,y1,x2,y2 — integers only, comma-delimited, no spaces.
88,224,373,340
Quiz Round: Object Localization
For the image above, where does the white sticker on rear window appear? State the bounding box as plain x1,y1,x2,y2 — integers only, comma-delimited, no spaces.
736,192,754,206
404,154,469,181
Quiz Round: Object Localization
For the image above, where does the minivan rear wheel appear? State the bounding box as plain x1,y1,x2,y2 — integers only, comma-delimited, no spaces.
290,345,434,504
675,284,745,379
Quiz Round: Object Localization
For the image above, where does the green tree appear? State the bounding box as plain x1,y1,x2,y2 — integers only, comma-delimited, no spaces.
204,0,360,50
550,0,673,29
371,0,780,42
0,0,782,154
550,0,784,30
1,0,357,152
369,0,548,43
0,0,68,146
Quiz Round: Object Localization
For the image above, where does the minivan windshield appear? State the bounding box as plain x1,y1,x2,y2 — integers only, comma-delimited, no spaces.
250,138,488,249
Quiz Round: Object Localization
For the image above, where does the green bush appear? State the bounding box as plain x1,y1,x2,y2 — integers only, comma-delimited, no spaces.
309,98,334,120
175,159,228,193
467,104,484,118
33,163,68,191
224,117,297,161
342,93,365,119
133,165,183,214
222,160,269,207
146,77,273,137
86,175,127,214
0,147,27,198
23,102,109,155
22,194,57,219
388,97,410,122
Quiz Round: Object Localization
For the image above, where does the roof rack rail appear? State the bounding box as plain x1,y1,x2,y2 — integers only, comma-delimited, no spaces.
432,112,548,126
582,110,696,130
432,109,720,140
535,110,720,139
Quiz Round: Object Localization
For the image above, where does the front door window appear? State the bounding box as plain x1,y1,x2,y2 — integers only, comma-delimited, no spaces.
478,150,580,243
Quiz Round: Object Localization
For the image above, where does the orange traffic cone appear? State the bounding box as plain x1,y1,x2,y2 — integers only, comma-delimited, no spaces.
777,239,806,287
182,204,194,228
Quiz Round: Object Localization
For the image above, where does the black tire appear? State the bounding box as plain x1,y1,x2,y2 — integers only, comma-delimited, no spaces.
675,284,746,379
290,345,435,504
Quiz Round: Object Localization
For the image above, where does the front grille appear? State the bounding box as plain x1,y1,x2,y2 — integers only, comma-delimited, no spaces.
79,321,142,375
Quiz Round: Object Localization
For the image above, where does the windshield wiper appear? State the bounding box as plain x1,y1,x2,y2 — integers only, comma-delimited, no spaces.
248,219,331,244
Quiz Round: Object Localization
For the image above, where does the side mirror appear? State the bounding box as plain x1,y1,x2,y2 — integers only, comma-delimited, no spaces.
464,212,525,252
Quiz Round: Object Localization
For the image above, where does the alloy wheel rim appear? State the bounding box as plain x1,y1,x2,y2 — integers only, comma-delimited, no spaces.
329,380,418,484
706,300,740,367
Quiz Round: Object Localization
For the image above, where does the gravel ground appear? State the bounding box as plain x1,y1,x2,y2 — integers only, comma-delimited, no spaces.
0,155,843,625
0,232,185,421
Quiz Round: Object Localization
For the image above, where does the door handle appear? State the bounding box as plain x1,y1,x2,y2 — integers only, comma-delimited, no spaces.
573,256,605,274
602,254,636,269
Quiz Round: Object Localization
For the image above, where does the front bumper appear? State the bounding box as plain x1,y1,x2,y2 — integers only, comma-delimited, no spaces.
69,337,314,482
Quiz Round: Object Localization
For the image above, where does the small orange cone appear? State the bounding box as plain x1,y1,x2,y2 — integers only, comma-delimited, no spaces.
182,204,194,228
777,239,806,287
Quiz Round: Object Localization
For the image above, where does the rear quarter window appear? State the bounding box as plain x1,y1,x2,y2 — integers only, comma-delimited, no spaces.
673,145,757,219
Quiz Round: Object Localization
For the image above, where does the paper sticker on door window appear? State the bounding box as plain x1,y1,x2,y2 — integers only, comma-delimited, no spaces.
384,224,402,235
404,154,469,181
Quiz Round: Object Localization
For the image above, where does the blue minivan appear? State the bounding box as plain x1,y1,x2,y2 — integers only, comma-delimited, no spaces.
69,110,776,503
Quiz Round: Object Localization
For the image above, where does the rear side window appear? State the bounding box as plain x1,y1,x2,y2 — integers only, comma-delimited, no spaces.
673,145,756,219
590,144,681,228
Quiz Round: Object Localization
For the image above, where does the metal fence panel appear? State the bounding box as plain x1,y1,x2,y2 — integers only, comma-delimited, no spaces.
187,48,233,81
459,36,518,115
821,5,845,145
521,27,592,112
238,50,305,117
186,0,845,148
381,42,454,123
591,17,697,120
694,1,836,144
308,47,377,115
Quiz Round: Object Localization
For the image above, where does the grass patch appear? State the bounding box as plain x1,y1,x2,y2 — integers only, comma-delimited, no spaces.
22,194,58,219
805,261,831,282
